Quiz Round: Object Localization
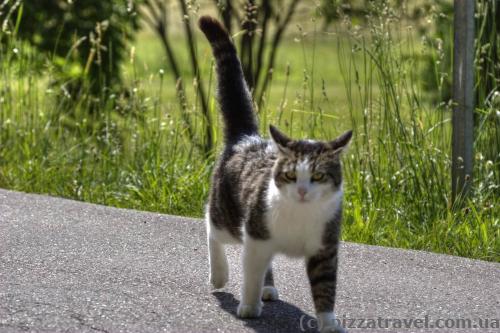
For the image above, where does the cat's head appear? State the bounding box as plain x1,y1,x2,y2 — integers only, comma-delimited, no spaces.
269,125,352,203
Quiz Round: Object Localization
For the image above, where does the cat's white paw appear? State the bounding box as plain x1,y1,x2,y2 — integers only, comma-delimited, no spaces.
237,302,263,318
320,325,347,333
317,312,346,333
261,286,279,301
209,268,228,289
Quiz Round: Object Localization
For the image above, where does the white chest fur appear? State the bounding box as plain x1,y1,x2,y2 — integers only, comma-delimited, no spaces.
264,181,342,257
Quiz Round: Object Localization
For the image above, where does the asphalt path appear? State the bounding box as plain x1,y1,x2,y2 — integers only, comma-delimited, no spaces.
0,189,498,332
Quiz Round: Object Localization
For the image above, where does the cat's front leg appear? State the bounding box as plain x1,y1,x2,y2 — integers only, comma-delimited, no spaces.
237,238,273,318
306,249,346,333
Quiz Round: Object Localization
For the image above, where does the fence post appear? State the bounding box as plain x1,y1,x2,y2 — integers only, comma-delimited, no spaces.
452,0,475,204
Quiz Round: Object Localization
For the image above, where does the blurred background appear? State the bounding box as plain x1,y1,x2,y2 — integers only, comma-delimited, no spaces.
0,0,498,261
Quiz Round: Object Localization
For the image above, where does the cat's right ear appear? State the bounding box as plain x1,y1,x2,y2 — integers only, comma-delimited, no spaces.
269,125,292,155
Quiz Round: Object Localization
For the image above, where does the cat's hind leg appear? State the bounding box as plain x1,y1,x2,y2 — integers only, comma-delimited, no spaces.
262,263,279,301
206,213,229,289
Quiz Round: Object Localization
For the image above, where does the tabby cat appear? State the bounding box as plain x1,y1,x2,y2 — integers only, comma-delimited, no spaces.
199,16,351,333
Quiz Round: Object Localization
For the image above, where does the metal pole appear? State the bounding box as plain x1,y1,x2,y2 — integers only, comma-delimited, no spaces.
452,0,475,204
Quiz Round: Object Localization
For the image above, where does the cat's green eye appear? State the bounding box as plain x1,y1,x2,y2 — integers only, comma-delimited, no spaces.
284,171,296,180
311,172,325,182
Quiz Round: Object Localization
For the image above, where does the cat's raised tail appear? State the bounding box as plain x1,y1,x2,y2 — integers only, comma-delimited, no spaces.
198,16,258,145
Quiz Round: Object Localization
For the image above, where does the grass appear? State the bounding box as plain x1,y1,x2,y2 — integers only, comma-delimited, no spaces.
130,29,353,125
0,5,498,261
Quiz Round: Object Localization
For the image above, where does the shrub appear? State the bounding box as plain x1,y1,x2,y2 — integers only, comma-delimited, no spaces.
1,0,139,98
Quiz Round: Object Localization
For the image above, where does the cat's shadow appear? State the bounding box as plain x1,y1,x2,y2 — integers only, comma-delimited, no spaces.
212,291,318,333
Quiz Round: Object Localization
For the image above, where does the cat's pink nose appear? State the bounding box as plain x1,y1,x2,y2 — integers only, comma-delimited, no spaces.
298,187,307,198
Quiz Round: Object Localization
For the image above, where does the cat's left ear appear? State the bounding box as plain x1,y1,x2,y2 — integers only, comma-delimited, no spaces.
269,125,293,155
328,130,353,154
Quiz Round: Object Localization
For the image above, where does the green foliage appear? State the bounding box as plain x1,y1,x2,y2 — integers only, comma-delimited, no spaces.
420,0,500,106
475,0,500,106
337,1,498,261
318,0,369,29
1,0,139,96
418,0,454,102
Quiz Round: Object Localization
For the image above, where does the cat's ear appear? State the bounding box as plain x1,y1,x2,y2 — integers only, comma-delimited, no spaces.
328,130,353,155
269,125,292,155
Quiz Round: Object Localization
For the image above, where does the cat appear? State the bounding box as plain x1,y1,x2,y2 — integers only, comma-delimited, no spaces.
199,16,351,333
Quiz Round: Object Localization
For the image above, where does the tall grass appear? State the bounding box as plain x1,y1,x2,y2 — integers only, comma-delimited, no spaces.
336,3,498,260
0,3,498,261
0,37,213,216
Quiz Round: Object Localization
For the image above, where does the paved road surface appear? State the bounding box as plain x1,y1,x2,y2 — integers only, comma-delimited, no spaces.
0,189,498,332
